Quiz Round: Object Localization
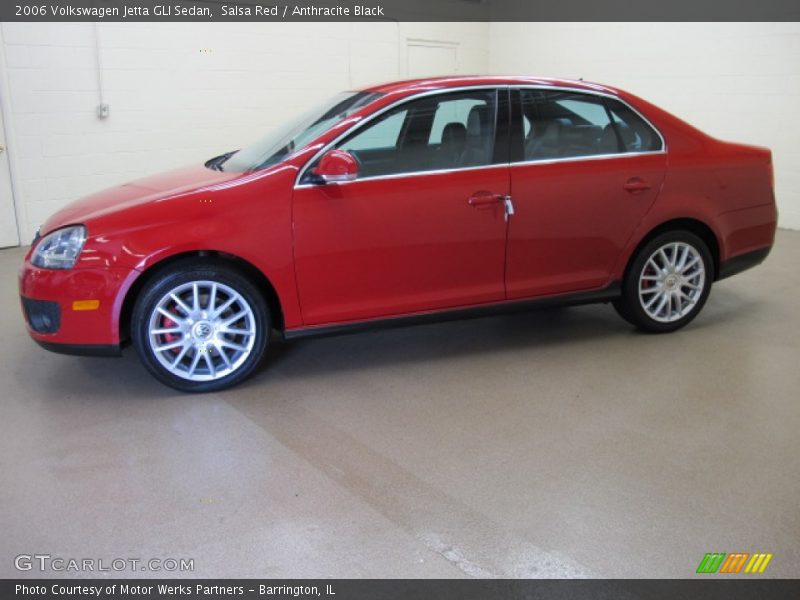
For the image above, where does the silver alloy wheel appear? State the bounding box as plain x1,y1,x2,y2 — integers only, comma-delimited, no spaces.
638,241,706,323
147,280,256,382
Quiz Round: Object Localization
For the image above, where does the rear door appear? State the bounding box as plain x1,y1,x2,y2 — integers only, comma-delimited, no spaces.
292,88,511,326
505,88,667,298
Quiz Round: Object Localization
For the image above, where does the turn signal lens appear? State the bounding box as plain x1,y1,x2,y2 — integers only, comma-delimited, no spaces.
72,300,100,311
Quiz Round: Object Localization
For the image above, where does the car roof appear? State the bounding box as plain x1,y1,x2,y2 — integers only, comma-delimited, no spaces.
359,76,622,96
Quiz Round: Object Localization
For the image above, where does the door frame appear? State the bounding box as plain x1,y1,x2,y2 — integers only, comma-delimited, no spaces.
0,23,23,247
296,85,511,187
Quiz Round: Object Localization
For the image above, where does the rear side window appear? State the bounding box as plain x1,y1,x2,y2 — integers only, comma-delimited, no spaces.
604,98,663,153
520,90,612,160
518,89,662,161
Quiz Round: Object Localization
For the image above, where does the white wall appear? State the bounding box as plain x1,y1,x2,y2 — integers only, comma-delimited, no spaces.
0,22,488,242
488,22,800,230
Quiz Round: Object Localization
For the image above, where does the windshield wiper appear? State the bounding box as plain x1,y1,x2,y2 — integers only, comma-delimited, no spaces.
204,150,238,171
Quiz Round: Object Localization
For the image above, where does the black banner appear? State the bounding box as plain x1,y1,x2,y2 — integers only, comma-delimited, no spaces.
4,579,800,600
2,0,800,22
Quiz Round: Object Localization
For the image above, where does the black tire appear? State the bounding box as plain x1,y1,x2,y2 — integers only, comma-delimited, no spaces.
614,230,714,333
131,260,269,392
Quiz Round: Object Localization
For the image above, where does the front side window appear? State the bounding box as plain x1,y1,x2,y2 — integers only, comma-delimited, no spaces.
314,89,499,180
342,110,407,151
518,89,662,162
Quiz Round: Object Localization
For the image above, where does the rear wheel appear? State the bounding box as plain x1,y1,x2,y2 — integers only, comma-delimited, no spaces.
614,231,713,333
132,262,269,392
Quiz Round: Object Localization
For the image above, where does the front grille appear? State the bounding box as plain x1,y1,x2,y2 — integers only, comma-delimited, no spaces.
21,297,61,334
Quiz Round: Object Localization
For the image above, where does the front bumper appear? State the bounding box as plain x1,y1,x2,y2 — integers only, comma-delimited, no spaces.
32,338,121,357
19,260,138,356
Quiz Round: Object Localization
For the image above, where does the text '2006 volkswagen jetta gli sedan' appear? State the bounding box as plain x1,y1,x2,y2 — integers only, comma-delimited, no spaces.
19,77,777,392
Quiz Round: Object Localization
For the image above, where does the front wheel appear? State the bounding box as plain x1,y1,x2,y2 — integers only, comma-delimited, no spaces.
614,231,713,333
131,262,269,392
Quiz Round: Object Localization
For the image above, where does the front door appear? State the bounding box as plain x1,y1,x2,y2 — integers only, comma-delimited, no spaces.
506,88,667,298
293,88,510,326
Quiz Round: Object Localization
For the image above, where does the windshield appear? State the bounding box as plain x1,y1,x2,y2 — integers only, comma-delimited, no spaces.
217,91,381,172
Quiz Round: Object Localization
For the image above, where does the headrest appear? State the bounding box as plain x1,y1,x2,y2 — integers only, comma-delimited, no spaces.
615,121,637,149
599,122,636,152
467,105,489,137
599,124,618,153
441,122,467,145
539,120,561,143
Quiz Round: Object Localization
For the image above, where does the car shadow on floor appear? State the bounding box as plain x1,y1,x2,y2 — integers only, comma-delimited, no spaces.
244,286,766,386
262,305,610,370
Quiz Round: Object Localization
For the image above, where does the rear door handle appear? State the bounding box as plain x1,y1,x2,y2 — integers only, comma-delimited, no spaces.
623,177,652,193
468,191,503,208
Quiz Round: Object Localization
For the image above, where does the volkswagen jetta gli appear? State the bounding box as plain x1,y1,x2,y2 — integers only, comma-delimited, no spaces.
19,77,777,392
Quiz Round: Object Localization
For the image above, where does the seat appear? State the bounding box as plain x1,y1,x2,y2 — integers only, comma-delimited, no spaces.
616,121,638,151
525,119,561,159
437,122,468,169
460,105,492,167
599,121,637,154
599,123,619,153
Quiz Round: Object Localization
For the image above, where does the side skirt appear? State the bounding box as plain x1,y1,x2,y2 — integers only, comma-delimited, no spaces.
283,282,621,341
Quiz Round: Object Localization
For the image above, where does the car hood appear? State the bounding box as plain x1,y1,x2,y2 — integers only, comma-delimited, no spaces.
41,165,241,235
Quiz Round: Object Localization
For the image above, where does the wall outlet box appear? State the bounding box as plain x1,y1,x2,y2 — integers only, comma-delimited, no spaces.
96,104,110,119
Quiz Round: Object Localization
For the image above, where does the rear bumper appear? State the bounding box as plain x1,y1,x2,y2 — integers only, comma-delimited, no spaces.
19,259,136,352
717,246,772,280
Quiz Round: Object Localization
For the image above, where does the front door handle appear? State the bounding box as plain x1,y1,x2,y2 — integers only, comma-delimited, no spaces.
468,191,503,209
623,177,652,193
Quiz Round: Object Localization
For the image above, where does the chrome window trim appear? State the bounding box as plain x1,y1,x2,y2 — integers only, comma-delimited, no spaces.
293,83,667,188
294,151,661,190
509,150,665,169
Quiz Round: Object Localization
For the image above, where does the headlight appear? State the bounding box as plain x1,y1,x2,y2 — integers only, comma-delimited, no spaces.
31,225,87,269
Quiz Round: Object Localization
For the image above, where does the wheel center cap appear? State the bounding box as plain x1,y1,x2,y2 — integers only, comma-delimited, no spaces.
665,275,678,290
192,321,214,340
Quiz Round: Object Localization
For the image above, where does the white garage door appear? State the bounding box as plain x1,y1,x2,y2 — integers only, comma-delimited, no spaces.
0,110,19,248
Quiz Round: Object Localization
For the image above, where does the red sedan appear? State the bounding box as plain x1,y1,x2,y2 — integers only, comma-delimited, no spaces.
19,77,777,391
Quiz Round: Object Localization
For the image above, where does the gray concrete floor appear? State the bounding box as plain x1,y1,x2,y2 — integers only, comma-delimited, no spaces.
1,230,798,579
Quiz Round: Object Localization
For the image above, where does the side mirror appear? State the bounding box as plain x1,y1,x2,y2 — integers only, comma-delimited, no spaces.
312,150,359,184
